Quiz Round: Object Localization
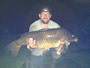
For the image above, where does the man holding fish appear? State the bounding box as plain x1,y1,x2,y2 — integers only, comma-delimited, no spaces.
27,7,68,68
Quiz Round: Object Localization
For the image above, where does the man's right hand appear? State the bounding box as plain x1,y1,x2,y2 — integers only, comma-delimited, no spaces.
28,38,37,48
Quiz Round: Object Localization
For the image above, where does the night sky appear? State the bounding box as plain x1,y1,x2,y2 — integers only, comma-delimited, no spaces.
0,0,90,42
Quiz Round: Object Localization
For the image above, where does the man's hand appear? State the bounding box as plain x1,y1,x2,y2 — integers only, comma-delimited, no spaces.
28,38,37,48
56,40,65,55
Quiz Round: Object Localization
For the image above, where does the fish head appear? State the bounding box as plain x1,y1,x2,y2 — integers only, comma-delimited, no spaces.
59,34,78,46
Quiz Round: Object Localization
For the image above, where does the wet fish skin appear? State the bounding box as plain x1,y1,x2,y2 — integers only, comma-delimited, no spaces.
7,28,78,56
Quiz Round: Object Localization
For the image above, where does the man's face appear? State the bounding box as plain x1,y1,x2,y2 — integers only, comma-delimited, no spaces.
39,12,52,24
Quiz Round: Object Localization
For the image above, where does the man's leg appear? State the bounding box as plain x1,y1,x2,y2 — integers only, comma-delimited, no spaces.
29,54,45,68
51,44,69,68
50,51,62,68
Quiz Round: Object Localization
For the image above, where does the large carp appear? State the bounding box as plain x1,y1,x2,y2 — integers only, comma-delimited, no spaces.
7,28,78,56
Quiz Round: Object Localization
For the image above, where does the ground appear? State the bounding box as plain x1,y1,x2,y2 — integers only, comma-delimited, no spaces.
0,33,90,68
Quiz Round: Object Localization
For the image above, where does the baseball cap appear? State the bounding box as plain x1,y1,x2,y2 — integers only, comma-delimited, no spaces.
40,7,51,13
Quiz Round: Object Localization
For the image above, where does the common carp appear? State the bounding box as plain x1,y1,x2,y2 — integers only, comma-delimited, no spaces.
7,28,78,56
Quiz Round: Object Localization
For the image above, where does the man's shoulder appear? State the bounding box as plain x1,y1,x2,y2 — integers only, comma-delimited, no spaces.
49,20,59,25
49,20,56,23
49,20,61,27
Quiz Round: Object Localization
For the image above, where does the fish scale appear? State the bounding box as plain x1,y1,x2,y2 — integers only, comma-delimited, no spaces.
7,28,78,56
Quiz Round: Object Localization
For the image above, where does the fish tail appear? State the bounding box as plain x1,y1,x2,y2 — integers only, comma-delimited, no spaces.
11,45,21,57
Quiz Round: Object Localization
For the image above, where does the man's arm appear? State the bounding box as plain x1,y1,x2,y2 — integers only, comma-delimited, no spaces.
29,24,36,32
56,41,70,55
27,24,38,50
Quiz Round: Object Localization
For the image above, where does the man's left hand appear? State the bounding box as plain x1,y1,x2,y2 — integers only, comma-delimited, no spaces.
56,40,65,55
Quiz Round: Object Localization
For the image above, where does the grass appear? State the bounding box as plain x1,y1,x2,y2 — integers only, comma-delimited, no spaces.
0,33,90,68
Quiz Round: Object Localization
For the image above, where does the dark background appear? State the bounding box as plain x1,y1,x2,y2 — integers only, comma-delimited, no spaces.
0,0,90,35
0,0,90,68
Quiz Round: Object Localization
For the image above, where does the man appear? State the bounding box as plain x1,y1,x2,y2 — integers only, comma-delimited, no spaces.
27,7,66,68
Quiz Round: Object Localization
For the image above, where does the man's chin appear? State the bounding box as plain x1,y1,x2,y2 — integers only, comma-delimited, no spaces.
41,20,49,24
